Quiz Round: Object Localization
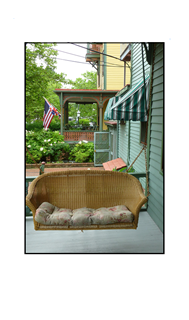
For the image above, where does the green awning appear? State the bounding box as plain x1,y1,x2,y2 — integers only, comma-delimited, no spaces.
104,74,150,122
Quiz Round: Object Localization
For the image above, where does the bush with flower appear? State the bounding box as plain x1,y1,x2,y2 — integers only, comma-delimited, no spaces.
68,141,94,163
26,129,70,163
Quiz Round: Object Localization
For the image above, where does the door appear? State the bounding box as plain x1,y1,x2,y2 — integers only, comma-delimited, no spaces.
94,132,110,166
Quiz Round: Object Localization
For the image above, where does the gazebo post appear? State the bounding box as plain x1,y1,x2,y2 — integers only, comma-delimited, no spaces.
99,105,103,131
60,92,63,135
99,93,103,131
64,101,68,128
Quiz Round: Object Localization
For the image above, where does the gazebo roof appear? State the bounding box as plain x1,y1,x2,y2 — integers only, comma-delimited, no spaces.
54,88,118,92
54,88,118,105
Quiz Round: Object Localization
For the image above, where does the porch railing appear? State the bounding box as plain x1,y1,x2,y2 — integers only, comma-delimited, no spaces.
26,171,147,216
63,130,95,142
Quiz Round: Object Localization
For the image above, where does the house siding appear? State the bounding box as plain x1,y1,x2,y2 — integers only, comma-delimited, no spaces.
118,122,129,163
106,43,125,90
118,43,164,232
148,43,164,232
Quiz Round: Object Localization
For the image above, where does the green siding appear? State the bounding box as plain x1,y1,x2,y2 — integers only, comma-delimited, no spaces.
148,43,164,232
118,122,129,163
118,42,164,233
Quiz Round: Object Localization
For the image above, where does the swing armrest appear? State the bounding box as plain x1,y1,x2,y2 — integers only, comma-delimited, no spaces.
26,194,37,215
26,176,43,216
124,174,148,226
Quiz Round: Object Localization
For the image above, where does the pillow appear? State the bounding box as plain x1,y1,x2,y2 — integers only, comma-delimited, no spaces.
35,202,72,226
35,202,55,224
48,207,72,226
71,208,95,226
90,205,134,225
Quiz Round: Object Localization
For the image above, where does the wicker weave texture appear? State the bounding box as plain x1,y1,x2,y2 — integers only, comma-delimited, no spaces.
26,170,147,230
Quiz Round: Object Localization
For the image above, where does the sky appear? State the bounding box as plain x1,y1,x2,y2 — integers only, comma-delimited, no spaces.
54,43,95,86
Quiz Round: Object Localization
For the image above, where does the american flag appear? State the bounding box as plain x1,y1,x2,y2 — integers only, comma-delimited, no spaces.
43,98,61,129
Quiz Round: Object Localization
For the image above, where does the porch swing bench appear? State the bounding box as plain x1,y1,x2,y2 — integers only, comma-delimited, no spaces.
26,170,147,231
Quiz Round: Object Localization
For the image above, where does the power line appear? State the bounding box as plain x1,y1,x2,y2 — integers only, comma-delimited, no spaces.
50,46,128,68
70,43,122,61
55,57,125,68
69,43,131,68
27,51,126,68
49,47,85,59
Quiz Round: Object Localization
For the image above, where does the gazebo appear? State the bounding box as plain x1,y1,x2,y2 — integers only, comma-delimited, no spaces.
54,89,118,134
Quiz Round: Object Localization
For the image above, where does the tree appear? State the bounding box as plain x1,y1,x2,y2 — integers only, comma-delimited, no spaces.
69,71,97,90
26,43,67,121
68,71,97,122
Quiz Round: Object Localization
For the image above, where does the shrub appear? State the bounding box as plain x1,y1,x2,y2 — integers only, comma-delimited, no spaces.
26,129,65,163
69,141,94,163
79,119,90,126
26,120,43,131
26,118,60,132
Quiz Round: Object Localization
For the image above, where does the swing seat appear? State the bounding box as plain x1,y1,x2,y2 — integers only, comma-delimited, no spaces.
26,170,147,231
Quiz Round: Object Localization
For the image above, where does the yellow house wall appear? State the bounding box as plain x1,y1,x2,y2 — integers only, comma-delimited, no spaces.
96,43,131,129
106,43,124,90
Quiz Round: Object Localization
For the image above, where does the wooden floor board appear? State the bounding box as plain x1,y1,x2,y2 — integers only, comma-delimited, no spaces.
25,211,164,253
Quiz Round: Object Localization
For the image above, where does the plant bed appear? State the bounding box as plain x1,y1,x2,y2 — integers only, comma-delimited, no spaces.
26,162,95,169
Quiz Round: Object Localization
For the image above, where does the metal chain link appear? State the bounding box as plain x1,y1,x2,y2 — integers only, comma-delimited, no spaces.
126,146,145,173
126,43,156,198
26,146,43,174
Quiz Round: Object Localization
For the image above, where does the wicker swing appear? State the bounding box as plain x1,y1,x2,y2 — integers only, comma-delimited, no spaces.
26,44,155,231
26,169,148,230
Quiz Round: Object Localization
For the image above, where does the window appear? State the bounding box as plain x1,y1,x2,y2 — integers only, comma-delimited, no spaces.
140,121,147,145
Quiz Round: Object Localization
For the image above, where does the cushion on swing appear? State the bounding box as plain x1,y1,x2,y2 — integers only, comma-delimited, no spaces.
35,203,134,226
71,208,95,226
35,202,72,226
90,205,134,225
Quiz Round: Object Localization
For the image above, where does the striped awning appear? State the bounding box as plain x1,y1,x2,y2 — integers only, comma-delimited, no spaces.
104,74,150,122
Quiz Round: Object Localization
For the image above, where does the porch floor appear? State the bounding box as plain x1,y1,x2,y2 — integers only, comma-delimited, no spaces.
25,211,164,253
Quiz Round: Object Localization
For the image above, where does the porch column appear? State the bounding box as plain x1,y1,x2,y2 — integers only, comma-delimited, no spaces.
99,94,103,131
99,105,103,131
60,92,63,135
64,101,68,127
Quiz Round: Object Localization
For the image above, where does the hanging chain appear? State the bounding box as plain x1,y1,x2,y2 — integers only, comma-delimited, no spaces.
26,146,43,175
126,146,145,172
126,43,156,198
144,43,156,197
144,146,150,197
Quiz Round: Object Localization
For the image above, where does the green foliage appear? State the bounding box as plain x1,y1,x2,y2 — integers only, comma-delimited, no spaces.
68,71,98,123
26,120,43,131
26,43,67,121
69,142,94,163
26,129,68,163
50,142,70,162
26,117,61,132
69,71,97,90
79,119,90,126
